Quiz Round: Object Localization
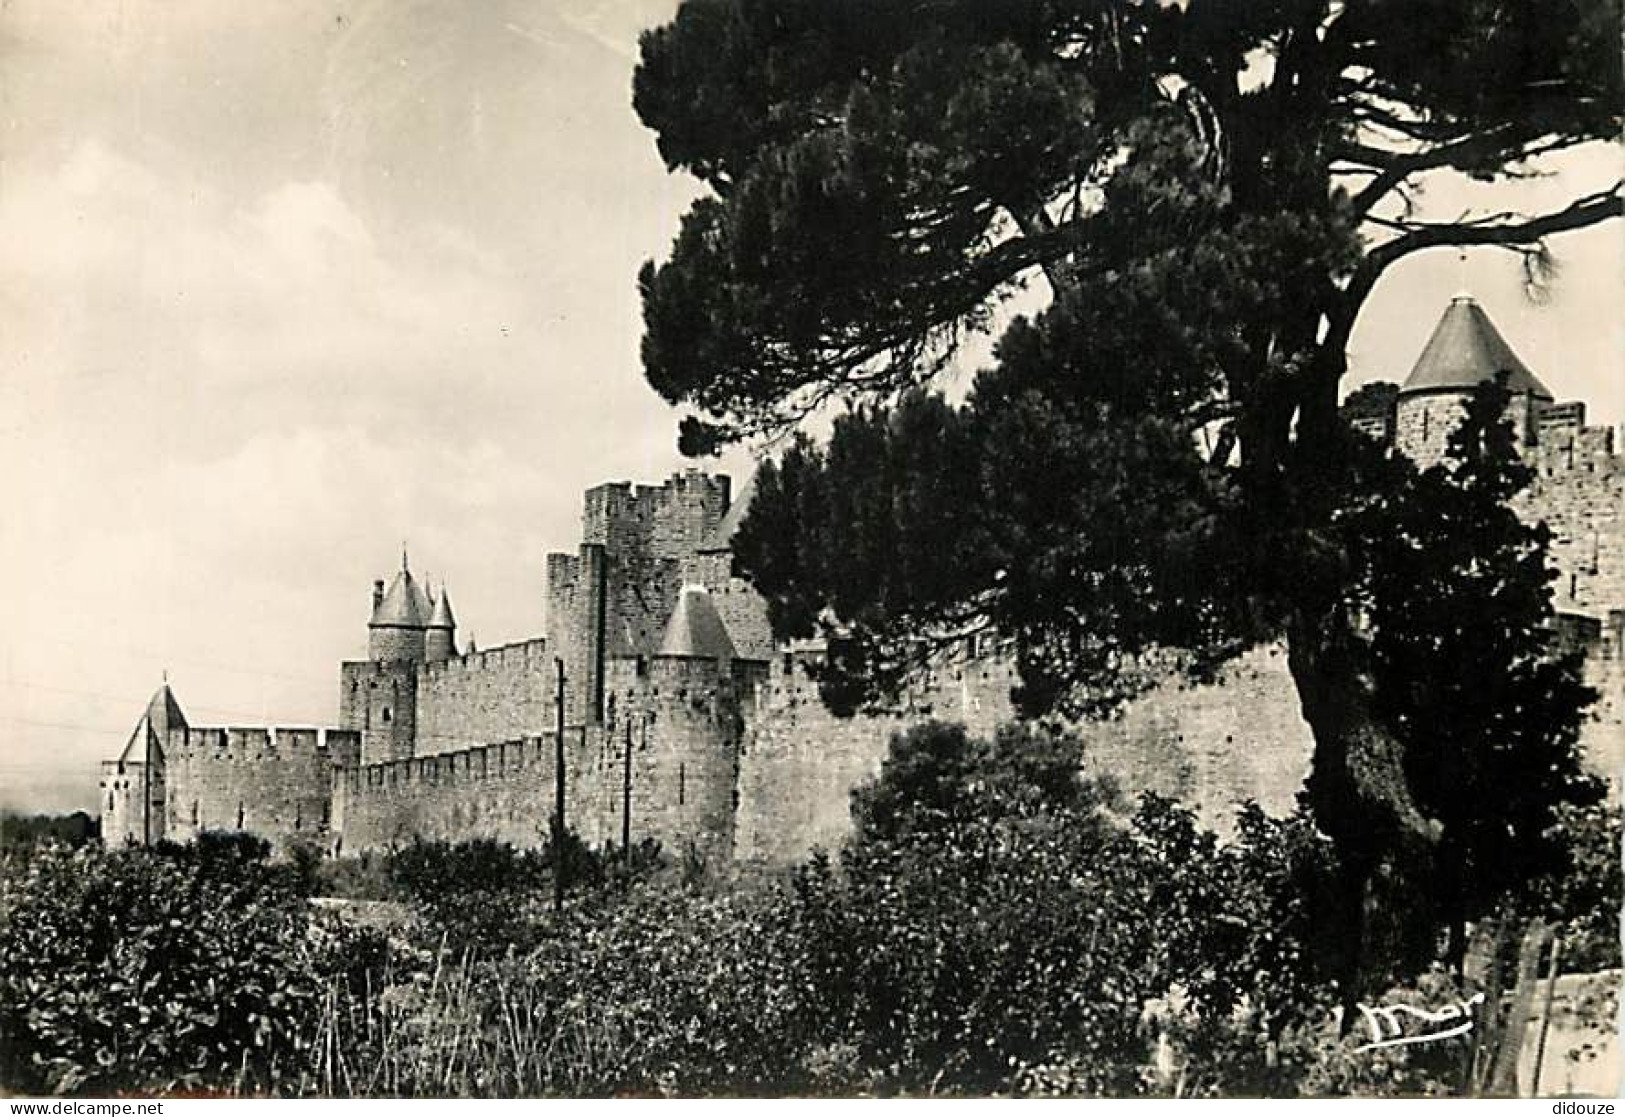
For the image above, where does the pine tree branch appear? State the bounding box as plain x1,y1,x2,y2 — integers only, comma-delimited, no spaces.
1340,130,1583,217
1325,183,1623,370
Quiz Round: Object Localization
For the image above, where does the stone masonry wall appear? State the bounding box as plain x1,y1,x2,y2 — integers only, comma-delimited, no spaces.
333,729,614,854
413,638,559,756
733,642,1027,863
1394,390,1542,470
1577,614,1625,795
336,658,763,858
100,758,163,848
733,641,1311,863
1080,643,1311,825
545,547,607,724
601,656,763,860
582,471,730,561
163,727,360,853
340,660,418,765
547,472,733,725
1519,425,1625,617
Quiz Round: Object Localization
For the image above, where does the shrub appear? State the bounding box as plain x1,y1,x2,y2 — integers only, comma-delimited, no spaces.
790,721,1343,1097
307,880,813,1097
0,842,381,1096
382,834,613,954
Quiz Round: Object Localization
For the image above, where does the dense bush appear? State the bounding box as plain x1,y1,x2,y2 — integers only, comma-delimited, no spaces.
307,878,813,1097
378,832,656,954
1530,800,1623,972
792,745,1343,1095
0,837,385,1095
518,886,816,1095
3,720,1612,1098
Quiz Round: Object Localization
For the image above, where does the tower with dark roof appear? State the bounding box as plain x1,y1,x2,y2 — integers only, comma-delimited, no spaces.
368,551,433,663
344,552,428,764
425,584,457,663
657,584,738,662
1393,294,1553,467
632,583,763,854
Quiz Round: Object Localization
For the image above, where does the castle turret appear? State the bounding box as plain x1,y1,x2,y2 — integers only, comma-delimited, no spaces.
425,584,457,662
1393,294,1553,467
657,584,738,662
640,585,753,855
368,551,431,663
100,683,188,847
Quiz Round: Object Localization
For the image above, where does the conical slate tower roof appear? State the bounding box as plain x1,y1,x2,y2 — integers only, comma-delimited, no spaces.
428,586,456,629
371,558,432,628
657,585,737,660
145,683,188,739
1400,295,1551,399
117,683,187,764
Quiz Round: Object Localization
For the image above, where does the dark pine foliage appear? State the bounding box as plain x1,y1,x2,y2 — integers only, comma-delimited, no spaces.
633,0,1621,1000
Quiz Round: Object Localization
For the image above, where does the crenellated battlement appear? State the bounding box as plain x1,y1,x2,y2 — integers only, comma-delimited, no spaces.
583,469,730,561
415,637,552,682
165,725,360,761
1517,422,1625,619
747,633,1019,719
1526,422,1624,475
344,731,575,790
157,724,359,851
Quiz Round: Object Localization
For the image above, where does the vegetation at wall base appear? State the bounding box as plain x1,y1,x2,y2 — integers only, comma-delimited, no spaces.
3,718,1615,1097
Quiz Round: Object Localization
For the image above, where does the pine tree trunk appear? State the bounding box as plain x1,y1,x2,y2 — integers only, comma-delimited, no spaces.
1286,608,1442,1002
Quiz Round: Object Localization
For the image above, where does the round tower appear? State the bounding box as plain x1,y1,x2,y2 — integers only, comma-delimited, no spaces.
368,551,430,662
1393,294,1552,469
425,584,457,662
644,585,743,854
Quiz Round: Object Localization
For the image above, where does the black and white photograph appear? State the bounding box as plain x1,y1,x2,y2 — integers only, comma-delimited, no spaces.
0,0,1620,1101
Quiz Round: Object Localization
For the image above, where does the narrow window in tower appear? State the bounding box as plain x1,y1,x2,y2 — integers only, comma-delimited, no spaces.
237,802,245,829
382,707,392,724
107,792,113,811
678,762,686,806
192,800,199,826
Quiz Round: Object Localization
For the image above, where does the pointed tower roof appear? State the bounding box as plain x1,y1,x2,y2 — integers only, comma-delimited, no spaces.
117,683,186,765
145,684,188,739
370,554,432,628
699,473,755,554
116,719,163,765
1400,295,1551,399
657,585,738,660
428,585,456,630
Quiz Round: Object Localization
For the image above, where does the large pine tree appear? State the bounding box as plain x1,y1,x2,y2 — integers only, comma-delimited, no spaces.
631,0,1621,996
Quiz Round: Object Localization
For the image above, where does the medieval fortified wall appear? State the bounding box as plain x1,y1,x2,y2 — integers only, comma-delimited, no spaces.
101,296,1624,862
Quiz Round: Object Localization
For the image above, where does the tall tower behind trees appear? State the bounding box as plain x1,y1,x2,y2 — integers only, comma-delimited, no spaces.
1392,294,1554,468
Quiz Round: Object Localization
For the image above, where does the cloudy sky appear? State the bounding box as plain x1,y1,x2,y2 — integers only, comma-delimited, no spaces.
1,1,1619,814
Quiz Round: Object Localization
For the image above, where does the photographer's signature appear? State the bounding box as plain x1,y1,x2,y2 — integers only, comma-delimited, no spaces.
1348,991,1487,1051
